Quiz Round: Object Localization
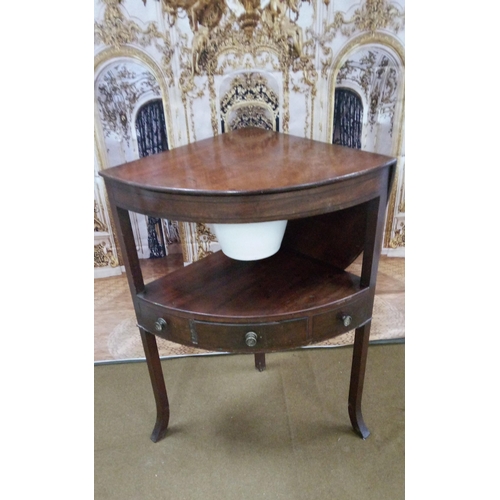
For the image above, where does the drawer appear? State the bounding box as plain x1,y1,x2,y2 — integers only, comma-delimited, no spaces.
137,301,192,343
311,291,373,343
137,299,308,352
191,318,308,352
138,289,373,351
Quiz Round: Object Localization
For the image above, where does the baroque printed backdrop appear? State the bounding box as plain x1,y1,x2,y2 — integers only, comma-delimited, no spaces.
94,0,405,278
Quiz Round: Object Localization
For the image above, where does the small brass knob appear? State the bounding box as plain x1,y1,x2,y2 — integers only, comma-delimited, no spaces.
342,315,352,327
155,318,167,332
245,331,258,347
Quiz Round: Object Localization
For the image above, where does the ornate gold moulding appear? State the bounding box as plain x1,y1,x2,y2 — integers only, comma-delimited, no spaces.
140,0,330,33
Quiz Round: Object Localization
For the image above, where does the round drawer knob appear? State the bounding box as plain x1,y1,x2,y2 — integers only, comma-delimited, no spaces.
155,318,167,332
342,315,352,327
245,331,258,347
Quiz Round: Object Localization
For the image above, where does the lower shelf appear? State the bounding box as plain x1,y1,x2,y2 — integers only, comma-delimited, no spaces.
136,249,374,352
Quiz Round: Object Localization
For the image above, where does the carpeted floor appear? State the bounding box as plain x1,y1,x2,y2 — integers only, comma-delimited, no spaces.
95,343,405,500
94,254,404,362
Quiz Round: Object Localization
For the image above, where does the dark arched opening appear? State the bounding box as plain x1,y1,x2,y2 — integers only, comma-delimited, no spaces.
332,88,363,149
135,99,179,258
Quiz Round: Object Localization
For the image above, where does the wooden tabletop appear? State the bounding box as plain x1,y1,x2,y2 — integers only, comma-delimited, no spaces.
99,128,395,196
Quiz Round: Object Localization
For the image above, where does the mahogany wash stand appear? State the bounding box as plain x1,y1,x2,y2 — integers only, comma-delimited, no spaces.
100,128,396,443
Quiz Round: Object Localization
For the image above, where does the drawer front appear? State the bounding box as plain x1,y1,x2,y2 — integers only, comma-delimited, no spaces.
137,300,308,352
191,318,308,352
137,301,192,344
311,291,373,343
138,291,373,351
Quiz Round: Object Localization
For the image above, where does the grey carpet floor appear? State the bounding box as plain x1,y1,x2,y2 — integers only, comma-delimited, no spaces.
95,343,404,499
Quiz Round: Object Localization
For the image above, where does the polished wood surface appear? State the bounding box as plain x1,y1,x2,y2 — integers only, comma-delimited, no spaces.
100,128,395,195
138,249,365,321
282,204,369,270
135,249,373,354
100,128,396,442
100,128,394,223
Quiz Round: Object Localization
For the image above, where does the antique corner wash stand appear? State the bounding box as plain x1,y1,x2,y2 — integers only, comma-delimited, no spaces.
100,128,396,443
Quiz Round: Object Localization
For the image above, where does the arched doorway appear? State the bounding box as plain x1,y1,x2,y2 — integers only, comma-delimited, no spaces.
330,42,405,254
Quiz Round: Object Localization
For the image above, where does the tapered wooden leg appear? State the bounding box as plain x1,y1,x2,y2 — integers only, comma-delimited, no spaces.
254,353,266,372
140,328,170,443
348,321,371,439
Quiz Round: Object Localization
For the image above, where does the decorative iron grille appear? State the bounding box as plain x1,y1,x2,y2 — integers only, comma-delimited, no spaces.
135,99,179,258
146,217,167,259
136,99,168,157
332,88,363,149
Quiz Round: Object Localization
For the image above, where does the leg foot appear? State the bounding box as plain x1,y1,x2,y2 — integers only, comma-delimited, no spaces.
348,406,371,440
140,329,170,442
150,408,170,443
254,353,266,372
348,322,371,439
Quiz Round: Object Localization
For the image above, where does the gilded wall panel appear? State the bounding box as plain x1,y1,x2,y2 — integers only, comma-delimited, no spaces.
327,34,405,251
94,0,405,270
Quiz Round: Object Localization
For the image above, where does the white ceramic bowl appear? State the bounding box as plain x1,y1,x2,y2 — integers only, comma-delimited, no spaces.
212,220,288,261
